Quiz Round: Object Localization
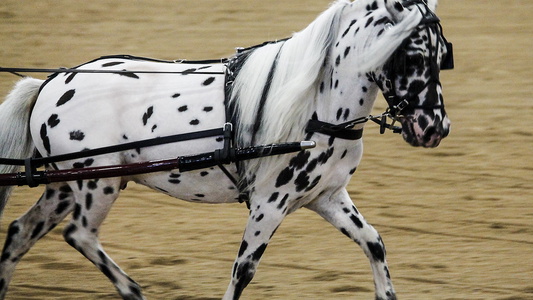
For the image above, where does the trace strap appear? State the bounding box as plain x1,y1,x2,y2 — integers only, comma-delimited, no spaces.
0,128,225,168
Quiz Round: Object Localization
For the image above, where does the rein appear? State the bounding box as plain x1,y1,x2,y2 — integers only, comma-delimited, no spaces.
0,67,226,77
0,55,228,78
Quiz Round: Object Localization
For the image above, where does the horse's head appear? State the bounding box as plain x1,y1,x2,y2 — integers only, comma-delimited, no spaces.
372,0,453,147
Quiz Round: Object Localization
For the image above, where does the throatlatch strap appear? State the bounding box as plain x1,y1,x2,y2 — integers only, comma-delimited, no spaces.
305,119,364,140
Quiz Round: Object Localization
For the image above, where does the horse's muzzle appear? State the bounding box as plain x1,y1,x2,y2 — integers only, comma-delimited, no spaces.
401,116,450,148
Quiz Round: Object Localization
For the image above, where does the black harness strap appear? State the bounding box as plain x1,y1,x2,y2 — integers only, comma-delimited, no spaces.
0,55,229,77
24,158,38,187
305,119,364,140
0,128,225,167
251,45,284,146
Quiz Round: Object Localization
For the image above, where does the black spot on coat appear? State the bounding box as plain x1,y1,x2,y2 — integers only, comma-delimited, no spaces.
69,130,85,141
238,240,248,257
252,243,267,261
114,70,139,79
56,89,76,107
45,189,55,199
55,201,71,215
305,175,321,192
102,61,125,67
344,46,351,58
40,124,51,154
142,106,154,126
73,203,82,220
294,171,310,192
30,221,45,239
305,158,318,173
86,193,93,210
350,214,364,228
65,72,77,84
343,109,350,120
289,151,310,170
255,214,264,222
47,114,60,128
202,77,215,86
277,194,288,210
365,17,374,28
268,192,279,203
275,167,294,187
367,241,385,262
181,68,197,75
103,187,115,195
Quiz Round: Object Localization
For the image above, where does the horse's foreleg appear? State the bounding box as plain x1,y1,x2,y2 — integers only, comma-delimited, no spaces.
306,188,396,300
0,183,75,299
223,197,287,300
62,178,145,300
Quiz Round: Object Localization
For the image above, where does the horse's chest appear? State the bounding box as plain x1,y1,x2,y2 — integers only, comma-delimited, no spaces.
250,137,363,212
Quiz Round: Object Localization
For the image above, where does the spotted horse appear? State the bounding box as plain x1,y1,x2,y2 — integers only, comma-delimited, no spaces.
0,0,452,299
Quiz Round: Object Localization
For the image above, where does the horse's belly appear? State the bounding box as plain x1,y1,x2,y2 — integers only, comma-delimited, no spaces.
132,166,242,204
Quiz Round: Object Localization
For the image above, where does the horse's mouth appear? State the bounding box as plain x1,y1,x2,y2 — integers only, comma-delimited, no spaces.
401,120,450,148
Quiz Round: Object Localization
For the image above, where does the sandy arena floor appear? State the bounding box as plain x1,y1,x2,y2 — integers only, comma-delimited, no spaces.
0,1,532,299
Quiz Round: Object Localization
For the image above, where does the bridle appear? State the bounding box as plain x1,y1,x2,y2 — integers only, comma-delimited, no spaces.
305,2,454,139
379,1,454,122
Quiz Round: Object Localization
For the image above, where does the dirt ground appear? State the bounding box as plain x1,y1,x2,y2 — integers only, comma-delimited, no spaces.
0,1,532,299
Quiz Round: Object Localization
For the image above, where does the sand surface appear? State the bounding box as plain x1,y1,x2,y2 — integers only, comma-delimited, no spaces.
0,1,532,299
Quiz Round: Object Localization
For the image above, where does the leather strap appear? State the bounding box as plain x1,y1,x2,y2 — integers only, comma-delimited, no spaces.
305,119,364,140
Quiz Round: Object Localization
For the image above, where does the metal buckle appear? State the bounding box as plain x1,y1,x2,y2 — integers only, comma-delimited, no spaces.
393,99,409,115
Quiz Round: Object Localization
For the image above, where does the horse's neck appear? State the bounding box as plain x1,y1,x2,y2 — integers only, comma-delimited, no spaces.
313,4,386,129
314,69,379,130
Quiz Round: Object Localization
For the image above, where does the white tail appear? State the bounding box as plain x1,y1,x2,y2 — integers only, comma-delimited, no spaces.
0,77,43,216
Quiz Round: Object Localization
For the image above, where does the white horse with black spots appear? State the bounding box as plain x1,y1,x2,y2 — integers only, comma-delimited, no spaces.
0,0,452,299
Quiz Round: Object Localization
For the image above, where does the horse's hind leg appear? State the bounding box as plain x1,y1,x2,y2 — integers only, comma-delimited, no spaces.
0,182,75,299
62,177,145,300
306,188,396,300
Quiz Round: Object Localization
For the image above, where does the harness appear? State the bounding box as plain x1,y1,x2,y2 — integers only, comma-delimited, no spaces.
0,1,454,193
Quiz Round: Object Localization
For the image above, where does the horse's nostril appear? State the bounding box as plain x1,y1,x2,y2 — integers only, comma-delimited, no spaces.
442,126,450,138
423,127,436,143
